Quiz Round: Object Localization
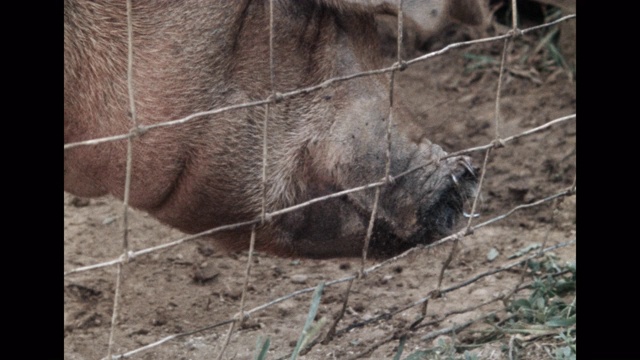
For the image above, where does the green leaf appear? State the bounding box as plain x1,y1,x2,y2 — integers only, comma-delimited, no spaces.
555,345,576,360
509,243,541,259
554,279,576,294
393,335,406,360
464,351,478,360
299,316,327,351
254,336,271,360
403,350,429,360
510,299,531,310
533,295,546,310
290,282,325,360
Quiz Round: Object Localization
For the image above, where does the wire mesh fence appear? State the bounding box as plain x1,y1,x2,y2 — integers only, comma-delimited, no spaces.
64,1,576,359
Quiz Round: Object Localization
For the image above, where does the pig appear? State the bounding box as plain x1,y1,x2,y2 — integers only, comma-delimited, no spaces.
64,0,478,259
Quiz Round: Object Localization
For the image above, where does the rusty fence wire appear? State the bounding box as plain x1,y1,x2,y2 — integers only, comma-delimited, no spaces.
63,1,576,359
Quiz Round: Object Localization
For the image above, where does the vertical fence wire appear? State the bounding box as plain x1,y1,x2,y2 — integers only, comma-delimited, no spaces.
106,0,139,358
63,2,577,358
435,0,518,300
360,0,404,274
216,1,277,359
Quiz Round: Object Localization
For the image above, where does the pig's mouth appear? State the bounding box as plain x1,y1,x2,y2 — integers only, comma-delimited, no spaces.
365,156,478,259
283,155,477,259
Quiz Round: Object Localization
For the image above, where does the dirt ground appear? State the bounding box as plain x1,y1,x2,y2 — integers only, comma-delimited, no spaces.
64,7,576,360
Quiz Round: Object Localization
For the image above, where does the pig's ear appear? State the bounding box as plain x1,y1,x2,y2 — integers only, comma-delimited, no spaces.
321,0,488,39
444,0,489,26
400,0,489,41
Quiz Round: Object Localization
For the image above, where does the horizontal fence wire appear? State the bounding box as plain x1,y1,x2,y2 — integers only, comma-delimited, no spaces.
102,238,575,360
64,114,576,276
64,5,576,359
64,113,575,277
63,14,575,151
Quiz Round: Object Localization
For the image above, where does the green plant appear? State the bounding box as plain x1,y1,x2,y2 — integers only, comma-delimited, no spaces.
290,282,325,360
505,254,576,357
254,336,271,360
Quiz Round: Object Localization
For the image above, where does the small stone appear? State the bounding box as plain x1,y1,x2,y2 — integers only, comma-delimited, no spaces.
432,335,453,348
487,248,499,262
102,216,117,225
290,274,308,284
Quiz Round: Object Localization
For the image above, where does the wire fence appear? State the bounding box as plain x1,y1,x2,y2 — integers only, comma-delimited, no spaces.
63,1,576,359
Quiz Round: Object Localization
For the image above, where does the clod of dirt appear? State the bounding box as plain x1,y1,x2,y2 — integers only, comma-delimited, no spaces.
197,243,215,257
507,185,530,203
352,302,366,313
277,301,297,317
66,284,102,302
151,312,168,327
223,290,242,300
240,318,262,330
69,196,90,207
272,266,284,277
193,263,220,284
69,311,103,329
128,328,150,336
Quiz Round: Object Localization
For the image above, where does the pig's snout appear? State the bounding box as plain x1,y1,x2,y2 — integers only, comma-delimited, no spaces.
367,155,478,258
413,156,478,241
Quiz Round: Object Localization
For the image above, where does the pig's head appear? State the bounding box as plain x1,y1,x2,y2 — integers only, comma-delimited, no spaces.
272,73,478,259
64,0,480,259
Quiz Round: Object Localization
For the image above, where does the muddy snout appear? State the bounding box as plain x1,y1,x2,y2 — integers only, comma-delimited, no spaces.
367,155,477,258
409,155,478,244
